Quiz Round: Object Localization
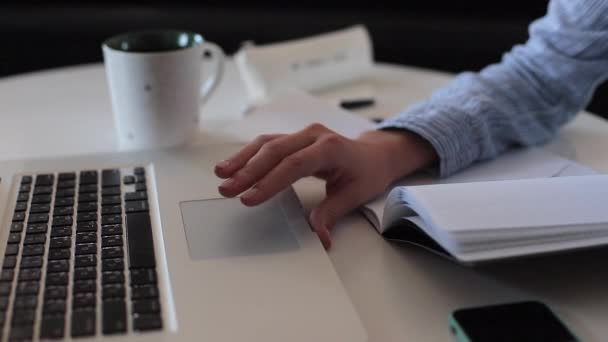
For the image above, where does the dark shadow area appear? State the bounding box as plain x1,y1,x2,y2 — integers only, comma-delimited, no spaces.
1,1,606,117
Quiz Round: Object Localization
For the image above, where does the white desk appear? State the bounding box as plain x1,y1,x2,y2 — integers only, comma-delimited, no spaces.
2,62,608,341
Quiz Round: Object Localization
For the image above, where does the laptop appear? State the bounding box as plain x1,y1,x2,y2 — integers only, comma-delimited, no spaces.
0,144,367,341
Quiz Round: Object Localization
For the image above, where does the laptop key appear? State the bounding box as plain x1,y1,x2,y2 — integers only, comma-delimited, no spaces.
77,202,97,212
10,222,24,232
9,324,34,340
102,187,121,196
101,215,122,225
17,193,30,202
0,283,11,295
76,243,96,255
102,246,123,259
20,255,43,268
102,196,121,206
47,260,70,273
46,272,68,286
35,174,54,186
44,299,67,314
58,172,76,181
74,267,97,280
24,234,45,245
125,191,147,201
48,250,71,264
14,202,27,212
54,197,74,207
13,296,38,309
51,226,72,237
123,175,135,185
3,255,17,268
77,232,97,244
126,212,156,268
16,281,39,295
132,299,161,314
133,313,162,331
53,206,73,216
79,170,98,185
50,236,71,248
103,284,125,299
0,269,14,281
102,258,124,272
75,255,96,267
12,212,25,222
131,285,158,299
79,184,98,194
71,308,96,337
22,244,44,256
103,299,127,334
8,233,22,244
78,192,98,203
102,271,124,284
21,175,33,184
57,179,76,189
32,194,52,204
26,223,48,234
72,293,96,308
102,235,123,247
73,280,96,293
77,211,97,222
77,221,97,232
40,314,65,339
5,243,19,255
102,224,122,236
125,200,149,213
130,268,157,285
102,205,122,215
102,169,121,187
52,216,73,227
33,185,53,195
45,286,67,299
56,188,75,198
18,268,41,281
30,203,50,213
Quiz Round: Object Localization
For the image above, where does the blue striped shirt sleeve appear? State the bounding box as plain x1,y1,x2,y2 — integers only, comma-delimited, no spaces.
377,0,608,177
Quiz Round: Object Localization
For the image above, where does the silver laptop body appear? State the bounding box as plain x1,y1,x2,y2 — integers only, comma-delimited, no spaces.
0,144,366,341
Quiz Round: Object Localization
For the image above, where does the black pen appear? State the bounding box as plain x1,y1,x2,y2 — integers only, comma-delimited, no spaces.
339,98,375,110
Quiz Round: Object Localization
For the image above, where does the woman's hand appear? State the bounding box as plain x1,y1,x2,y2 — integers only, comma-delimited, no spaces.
215,123,437,249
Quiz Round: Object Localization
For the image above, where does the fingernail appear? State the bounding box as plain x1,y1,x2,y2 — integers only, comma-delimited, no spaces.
241,187,259,201
220,178,236,189
217,160,231,169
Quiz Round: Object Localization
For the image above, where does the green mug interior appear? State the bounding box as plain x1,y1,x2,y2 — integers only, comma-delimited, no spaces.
103,30,203,53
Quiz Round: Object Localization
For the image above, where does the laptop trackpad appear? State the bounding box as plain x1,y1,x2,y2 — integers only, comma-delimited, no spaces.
180,197,300,259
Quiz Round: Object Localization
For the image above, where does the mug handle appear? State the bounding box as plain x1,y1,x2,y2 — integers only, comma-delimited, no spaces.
200,42,226,107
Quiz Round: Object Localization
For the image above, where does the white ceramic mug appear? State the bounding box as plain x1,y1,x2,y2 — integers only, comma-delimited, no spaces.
102,30,224,151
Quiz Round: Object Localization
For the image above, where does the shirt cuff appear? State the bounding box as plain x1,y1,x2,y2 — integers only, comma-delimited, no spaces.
376,101,482,178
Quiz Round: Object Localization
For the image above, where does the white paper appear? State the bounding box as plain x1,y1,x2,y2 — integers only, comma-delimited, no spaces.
217,90,376,141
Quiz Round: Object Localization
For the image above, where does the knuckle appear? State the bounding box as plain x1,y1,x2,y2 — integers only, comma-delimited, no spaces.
304,122,328,135
319,133,344,148
283,154,307,171
255,134,275,145
259,140,283,155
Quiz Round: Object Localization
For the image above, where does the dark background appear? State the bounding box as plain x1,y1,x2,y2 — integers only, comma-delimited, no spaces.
1,1,606,118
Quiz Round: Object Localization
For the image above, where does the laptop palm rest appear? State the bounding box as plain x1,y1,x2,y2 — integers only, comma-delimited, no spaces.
180,197,300,259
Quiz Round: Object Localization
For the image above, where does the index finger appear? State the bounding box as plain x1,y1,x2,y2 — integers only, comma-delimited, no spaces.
214,134,284,178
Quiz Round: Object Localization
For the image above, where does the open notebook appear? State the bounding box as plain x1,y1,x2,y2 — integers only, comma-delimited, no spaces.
371,175,608,264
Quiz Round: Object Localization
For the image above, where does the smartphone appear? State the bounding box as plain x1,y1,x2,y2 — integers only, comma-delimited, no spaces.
449,301,578,342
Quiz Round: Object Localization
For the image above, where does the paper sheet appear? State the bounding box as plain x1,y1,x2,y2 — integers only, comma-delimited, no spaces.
217,90,375,141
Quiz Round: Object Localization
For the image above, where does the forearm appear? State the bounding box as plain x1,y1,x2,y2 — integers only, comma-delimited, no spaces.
379,0,608,177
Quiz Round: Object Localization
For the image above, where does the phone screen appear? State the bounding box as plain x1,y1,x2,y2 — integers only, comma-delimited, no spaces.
451,301,577,342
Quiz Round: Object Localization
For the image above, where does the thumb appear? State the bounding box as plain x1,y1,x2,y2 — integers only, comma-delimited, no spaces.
309,184,365,249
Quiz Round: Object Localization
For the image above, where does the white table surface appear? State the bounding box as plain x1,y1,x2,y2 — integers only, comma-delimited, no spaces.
2,61,608,341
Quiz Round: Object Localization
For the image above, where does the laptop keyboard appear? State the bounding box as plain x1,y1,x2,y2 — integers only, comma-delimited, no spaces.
1,167,163,340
